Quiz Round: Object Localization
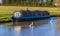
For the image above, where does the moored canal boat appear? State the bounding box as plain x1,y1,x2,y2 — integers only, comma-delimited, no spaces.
12,10,50,22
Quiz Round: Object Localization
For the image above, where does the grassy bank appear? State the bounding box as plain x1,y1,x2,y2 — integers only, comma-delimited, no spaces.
0,6,60,20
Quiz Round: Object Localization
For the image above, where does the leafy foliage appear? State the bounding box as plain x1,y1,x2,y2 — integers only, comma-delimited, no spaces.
2,0,54,6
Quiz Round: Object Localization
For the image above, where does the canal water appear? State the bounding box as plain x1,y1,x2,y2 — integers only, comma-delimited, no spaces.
0,17,60,36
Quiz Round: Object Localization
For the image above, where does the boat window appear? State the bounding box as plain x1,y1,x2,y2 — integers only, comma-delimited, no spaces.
35,11,41,16
32,12,36,16
45,11,49,15
22,10,27,16
31,12,36,16
27,12,32,16
37,12,41,16
41,11,49,16
39,11,43,16
43,11,48,16
27,11,36,16
35,12,38,16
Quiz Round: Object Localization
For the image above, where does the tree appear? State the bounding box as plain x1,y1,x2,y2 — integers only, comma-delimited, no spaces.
50,0,54,5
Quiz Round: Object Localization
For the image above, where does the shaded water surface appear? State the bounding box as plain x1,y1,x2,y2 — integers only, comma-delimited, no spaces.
0,17,60,36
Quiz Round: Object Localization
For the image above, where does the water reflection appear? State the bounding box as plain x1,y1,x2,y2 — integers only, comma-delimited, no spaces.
12,19,50,27
0,17,60,36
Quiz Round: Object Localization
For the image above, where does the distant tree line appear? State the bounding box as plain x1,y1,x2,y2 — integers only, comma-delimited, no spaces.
2,0,54,7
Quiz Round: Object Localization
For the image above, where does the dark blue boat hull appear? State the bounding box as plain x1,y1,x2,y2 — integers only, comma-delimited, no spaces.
12,16,50,22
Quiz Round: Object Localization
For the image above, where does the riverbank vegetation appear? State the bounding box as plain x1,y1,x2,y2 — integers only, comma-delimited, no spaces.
2,0,54,7
0,6,60,20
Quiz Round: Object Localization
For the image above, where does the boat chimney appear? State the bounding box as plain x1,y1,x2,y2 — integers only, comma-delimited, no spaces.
27,8,28,11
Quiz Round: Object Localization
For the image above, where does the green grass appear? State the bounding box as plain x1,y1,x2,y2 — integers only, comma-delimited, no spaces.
0,12,13,20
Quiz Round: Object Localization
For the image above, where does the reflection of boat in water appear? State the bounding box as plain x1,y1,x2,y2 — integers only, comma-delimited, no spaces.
12,10,50,22
13,19,50,27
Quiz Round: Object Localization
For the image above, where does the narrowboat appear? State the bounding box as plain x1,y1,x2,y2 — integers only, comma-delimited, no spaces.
12,10,50,22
